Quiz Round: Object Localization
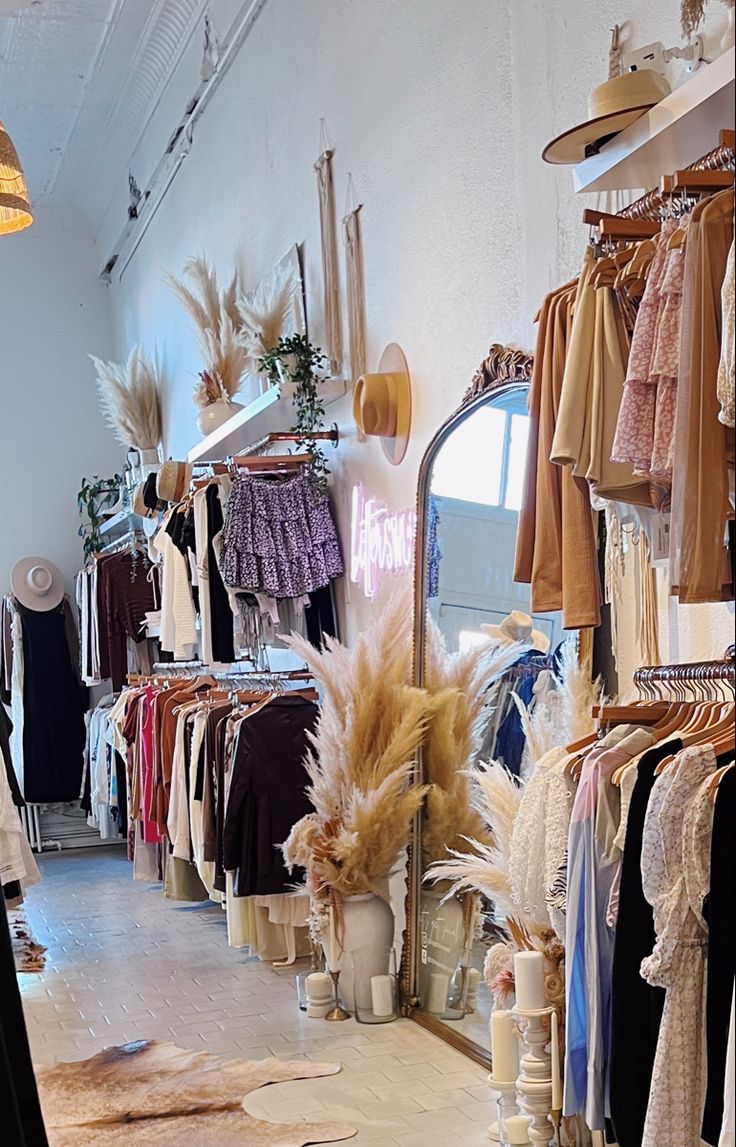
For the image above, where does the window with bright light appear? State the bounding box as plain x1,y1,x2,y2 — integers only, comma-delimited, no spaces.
431,403,530,510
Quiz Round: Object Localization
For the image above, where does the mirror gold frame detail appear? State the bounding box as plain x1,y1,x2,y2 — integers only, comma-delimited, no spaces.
401,342,534,1069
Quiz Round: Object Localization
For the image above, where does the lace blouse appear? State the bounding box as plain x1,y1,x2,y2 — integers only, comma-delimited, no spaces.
640,745,716,1147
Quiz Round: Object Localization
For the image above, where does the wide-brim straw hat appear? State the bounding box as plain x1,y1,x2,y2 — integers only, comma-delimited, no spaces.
353,343,412,466
11,556,64,612
481,610,550,654
543,68,671,165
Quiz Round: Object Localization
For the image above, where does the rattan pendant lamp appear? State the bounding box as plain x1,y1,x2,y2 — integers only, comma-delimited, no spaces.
0,119,33,235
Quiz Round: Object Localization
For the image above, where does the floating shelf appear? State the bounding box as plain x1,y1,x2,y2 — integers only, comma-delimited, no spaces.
99,509,143,536
187,377,349,463
573,48,735,194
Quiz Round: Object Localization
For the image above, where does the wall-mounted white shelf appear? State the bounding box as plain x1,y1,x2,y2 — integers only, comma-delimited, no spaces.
99,509,142,536
187,377,349,463
573,48,735,194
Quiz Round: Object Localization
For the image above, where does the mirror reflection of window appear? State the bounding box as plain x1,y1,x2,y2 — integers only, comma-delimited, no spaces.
431,394,530,511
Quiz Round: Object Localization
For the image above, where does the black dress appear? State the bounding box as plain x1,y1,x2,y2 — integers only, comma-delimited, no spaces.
20,604,87,803
609,739,681,1147
0,893,49,1146
224,695,317,896
702,765,736,1145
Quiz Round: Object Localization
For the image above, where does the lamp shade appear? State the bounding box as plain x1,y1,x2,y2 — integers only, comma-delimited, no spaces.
0,120,33,235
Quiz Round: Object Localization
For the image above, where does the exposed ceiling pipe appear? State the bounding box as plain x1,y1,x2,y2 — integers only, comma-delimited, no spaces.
103,0,268,283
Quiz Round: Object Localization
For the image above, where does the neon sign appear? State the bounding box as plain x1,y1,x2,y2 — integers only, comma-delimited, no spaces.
350,483,416,598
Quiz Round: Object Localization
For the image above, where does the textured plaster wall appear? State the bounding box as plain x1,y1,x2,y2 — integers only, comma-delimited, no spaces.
0,206,117,594
105,0,731,672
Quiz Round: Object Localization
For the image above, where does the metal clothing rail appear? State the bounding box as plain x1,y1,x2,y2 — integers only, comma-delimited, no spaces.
618,129,735,222
634,649,736,700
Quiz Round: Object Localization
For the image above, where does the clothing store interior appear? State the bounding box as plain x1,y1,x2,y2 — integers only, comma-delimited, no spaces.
1,2,734,1145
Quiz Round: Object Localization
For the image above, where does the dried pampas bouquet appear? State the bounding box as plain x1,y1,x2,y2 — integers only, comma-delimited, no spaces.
166,256,247,409
282,588,438,904
91,346,162,452
421,618,524,865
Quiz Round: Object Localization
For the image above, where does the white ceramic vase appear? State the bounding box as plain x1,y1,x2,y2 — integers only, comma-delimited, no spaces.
197,399,244,436
418,889,466,1015
324,893,395,1012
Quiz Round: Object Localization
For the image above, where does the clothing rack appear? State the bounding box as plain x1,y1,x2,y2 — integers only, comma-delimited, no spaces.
634,651,736,700
141,661,313,682
613,131,734,224
96,529,145,556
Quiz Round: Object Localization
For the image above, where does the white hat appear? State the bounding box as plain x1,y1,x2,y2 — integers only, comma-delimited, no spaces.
11,556,64,612
481,611,550,654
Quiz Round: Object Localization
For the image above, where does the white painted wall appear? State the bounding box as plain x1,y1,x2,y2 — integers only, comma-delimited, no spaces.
102,0,730,665
0,206,118,595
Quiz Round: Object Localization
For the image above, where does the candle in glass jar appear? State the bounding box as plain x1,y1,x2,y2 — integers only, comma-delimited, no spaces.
513,950,546,1011
504,1114,532,1144
427,971,450,1013
371,974,394,1017
551,1009,562,1110
490,1009,519,1082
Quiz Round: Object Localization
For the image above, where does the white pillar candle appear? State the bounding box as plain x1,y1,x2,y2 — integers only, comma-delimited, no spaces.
306,972,331,1002
551,1009,562,1110
514,950,546,1011
371,974,394,1017
504,1114,532,1144
491,1009,519,1082
329,905,339,972
427,971,450,1013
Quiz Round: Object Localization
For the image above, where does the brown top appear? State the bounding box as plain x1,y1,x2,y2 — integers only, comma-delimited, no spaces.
670,188,735,604
514,268,602,629
97,552,158,690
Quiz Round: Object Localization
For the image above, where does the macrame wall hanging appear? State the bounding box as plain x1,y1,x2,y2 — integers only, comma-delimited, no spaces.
342,176,367,385
314,124,342,375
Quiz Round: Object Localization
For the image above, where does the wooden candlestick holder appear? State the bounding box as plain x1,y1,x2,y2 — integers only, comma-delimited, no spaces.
487,1075,518,1142
512,1006,555,1144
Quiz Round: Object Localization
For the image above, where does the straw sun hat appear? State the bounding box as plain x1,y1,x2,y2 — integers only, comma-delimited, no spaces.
543,67,671,166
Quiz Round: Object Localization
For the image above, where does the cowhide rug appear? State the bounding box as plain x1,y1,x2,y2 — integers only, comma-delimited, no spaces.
36,1040,357,1146
9,906,47,973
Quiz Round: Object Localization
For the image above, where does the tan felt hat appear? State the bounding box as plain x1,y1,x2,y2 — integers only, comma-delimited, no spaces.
543,68,671,165
481,611,550,654
156,460,192,504
11,556,64,612
353,343,412,466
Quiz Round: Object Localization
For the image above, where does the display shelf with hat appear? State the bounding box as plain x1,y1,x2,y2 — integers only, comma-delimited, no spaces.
353,342,412,466
543,26,671,165
10,557,65,612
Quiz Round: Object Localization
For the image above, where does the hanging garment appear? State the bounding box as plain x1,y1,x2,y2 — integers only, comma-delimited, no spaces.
0,893,49,1146
670,188,735,604
96,551,160,689
718,237,735,428
720,991,735,1147
563,728,654,1129
608,739,681,1147
205,483,236,664
514,272,602,628
702,766,736,1145
221,470,343,599
508,745,568,921
640,745,716,1147
153,521,198,661
223,695,318,897
19,603,87,804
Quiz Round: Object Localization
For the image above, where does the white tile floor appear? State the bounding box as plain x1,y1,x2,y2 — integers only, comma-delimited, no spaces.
20,848,494,1145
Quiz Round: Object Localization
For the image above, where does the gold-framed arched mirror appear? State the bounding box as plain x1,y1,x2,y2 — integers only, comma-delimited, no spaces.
403,343,567,1067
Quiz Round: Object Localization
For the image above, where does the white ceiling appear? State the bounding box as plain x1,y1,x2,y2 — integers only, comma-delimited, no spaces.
0,0,203,224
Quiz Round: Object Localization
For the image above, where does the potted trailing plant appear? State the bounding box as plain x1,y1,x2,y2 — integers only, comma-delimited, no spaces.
282,589,437,1010
259,334,332,490
167,256,248,435
78,475,122,563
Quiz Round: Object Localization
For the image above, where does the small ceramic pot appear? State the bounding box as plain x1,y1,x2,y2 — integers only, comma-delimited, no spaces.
197,399,244,435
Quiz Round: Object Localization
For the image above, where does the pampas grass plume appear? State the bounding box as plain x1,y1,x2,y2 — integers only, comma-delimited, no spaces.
91,346,162,451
